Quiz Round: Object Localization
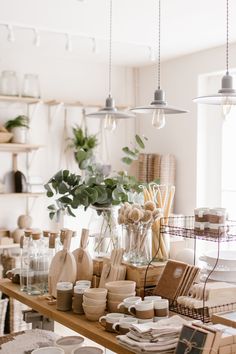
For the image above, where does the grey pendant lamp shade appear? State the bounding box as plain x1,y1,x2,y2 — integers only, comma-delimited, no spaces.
193,0,236,116
130,0,188,129
86,0,134,131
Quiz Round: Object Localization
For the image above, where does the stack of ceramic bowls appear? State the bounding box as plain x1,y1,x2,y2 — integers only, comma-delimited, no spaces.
82,288,107,321
105,281,136,313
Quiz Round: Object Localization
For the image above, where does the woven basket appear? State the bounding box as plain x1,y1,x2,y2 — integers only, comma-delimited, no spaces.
0,132,13,143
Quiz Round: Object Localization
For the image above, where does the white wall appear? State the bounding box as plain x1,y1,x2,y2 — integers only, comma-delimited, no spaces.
137,43,236,214
0,41,135,237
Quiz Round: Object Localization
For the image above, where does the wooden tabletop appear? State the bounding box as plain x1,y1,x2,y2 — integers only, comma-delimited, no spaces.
0,279,133,354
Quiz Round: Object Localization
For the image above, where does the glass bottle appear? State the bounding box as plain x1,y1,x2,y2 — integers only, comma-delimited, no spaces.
0,71,19,96
20,230,32,292
28,232,48,295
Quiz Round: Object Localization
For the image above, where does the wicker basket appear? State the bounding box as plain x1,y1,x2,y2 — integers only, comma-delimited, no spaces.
0,132,13,143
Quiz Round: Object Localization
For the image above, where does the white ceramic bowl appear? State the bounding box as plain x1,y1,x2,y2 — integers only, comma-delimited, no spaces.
72,346,103,354
83,295,106,306
107,292,136,302
200,250,236,267
55,336,84,354
83,288,107,300
32,348,64,354
105,281,136,294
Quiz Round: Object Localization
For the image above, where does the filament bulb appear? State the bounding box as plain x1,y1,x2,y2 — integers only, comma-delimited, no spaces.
222,96,232,118
104,114,117,131
152,109,165,129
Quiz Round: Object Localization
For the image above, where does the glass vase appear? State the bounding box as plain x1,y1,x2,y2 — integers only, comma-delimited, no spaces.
122,224,152,265
89,206,121,257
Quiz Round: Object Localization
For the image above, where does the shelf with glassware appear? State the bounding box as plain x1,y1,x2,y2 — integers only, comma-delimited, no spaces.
160,215,236,323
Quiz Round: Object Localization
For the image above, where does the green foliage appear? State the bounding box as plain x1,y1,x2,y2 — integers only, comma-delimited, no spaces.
5,115,29,130
44,168,141,220
122,134,147,165
68,125,98,170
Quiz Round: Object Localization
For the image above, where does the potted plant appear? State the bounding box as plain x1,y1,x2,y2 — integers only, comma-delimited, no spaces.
68,125,98,170
4,115,29,144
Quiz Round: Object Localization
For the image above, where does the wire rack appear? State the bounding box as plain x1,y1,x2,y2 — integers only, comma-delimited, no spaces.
160,216,236,242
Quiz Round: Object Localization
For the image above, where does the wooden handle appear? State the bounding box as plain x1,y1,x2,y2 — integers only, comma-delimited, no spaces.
63,230,73,251
80,228,89,249
12,154,18,172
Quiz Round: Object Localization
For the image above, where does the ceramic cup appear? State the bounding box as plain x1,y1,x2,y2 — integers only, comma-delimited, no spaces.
32,348,64,354
117,296,142,314
82,303,106,322
144,296,162,302
128,300,154,320
83,288,107,300
154,299,169,321
76,280,91,288
112,317,138,334
99,313,124,332
71,347,103,354
55,336,84,354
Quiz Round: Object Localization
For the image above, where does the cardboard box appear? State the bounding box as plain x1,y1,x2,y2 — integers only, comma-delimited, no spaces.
192,323,222,354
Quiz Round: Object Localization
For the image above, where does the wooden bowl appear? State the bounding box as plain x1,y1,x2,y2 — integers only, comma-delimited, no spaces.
0,132,13,143
105,281,136,294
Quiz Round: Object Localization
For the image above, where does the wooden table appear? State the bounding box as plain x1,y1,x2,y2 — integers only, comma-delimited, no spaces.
0,279,133,354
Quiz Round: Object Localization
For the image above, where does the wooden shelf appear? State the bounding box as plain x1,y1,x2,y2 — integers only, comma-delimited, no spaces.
0,143,43,153
0,95,41,104
0,193,44,197
0,243,20,250
0,280,133,354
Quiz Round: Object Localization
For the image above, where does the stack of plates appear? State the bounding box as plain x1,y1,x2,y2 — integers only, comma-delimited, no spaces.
200,250,236,283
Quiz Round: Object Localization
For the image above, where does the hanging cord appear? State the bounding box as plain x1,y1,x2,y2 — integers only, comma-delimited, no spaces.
108,0,113,96
157,0,161,89
226,0,229,74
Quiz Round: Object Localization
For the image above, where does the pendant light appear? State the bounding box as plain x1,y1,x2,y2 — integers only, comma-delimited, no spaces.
86,0,134,131
193,0,236,117
130,0,188,129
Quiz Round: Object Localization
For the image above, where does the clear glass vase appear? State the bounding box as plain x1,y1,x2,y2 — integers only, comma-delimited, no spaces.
122,224,152,265
89,206,121,257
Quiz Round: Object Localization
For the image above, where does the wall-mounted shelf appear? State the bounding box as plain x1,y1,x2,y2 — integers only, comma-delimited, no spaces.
0,95,41,104
0,243,20,250
0,193,44,198
0,144,43,153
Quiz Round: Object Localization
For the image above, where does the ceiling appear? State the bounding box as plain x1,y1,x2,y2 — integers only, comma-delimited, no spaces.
1,0,236,66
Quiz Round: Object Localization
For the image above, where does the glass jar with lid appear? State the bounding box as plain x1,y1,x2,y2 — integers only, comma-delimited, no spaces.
22,74,40,98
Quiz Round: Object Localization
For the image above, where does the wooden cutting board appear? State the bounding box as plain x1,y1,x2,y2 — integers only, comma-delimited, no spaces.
48,230,76,298
73,228,93,281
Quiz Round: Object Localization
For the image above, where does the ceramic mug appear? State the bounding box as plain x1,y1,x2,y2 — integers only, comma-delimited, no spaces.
154,299,169,321
117,296,142,314
128,300,154,319
144,296,162,302
112,317,138,334
99,313,124,332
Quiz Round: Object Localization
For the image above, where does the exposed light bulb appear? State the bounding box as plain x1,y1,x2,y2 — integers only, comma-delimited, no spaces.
104,114,117,131
33,29,40,47
65,33,72,52
152,109,165,129
222,96,232,118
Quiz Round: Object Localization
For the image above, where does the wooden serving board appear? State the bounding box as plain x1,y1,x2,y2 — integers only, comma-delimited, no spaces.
48,230,76,298
73,229,93,281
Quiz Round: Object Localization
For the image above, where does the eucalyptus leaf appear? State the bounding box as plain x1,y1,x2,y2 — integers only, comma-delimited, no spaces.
135,134,145,149
122,157,133,165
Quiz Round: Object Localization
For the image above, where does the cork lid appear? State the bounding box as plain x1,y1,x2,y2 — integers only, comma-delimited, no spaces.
24,230,32,237
43,230,50,237
32,233,41,240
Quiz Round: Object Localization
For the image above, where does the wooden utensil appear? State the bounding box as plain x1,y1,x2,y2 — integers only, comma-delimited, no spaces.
48,229,76,298
73,228,93,281
99,248,126,288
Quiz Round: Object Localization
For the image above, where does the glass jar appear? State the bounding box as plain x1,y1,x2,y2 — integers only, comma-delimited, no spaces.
0,71,19,96
122,224,152,265
88,206,121,257
22,74,40,98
